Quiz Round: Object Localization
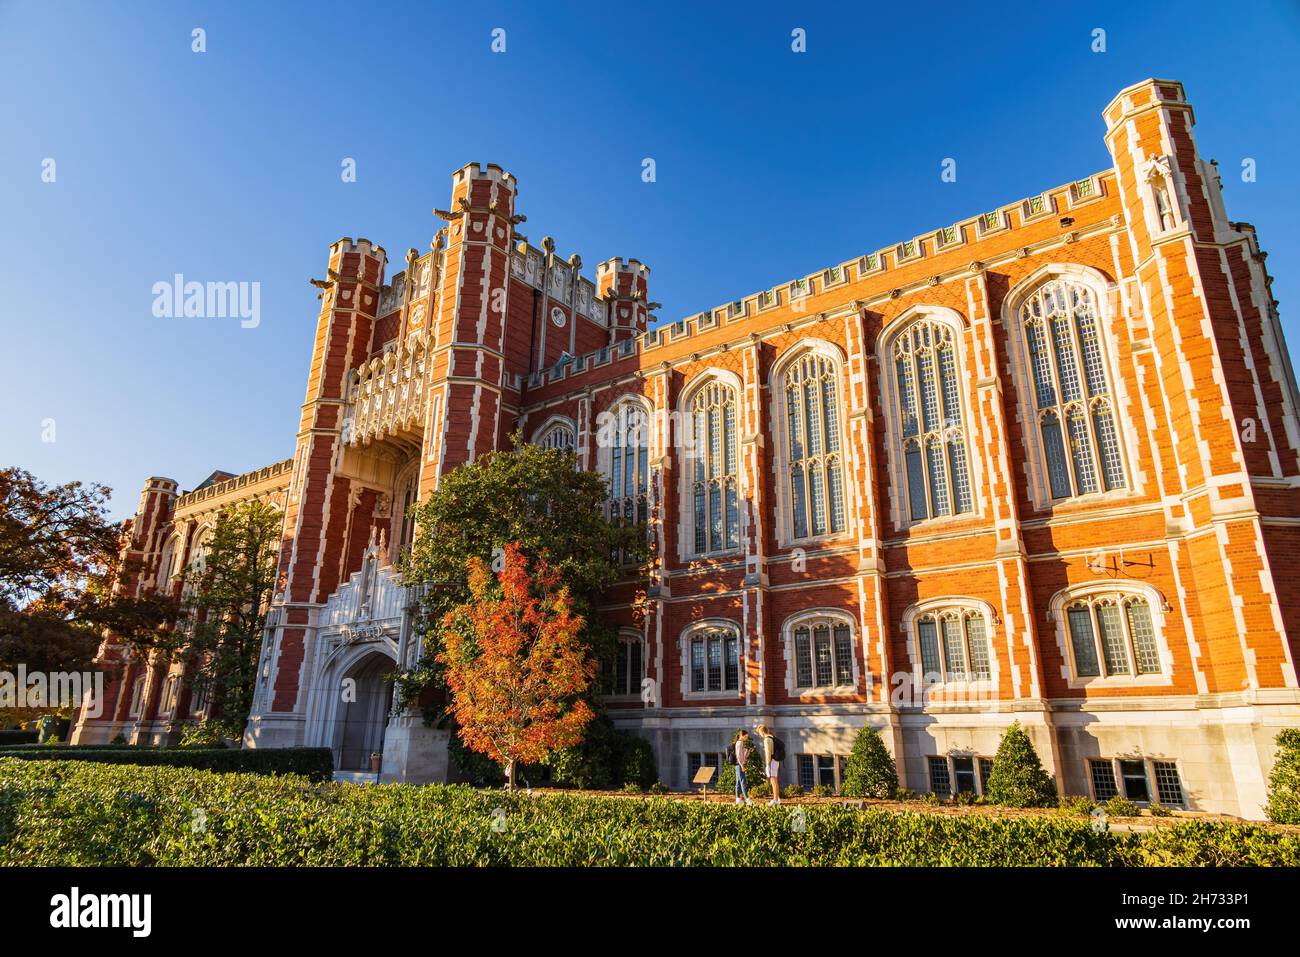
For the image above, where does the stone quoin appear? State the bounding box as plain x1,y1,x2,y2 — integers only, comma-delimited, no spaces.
73,79,1300,818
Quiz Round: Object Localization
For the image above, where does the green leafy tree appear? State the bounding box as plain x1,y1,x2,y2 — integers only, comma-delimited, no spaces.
549,714,659,790
619,733,658,790
0,467,177,696
1266,728,1300,824
840,725,899,798
168,500,281,736
985,721,1058,807
398,437,643,711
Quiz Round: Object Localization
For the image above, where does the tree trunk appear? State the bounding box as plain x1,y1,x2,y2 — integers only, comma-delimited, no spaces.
506,759,516,790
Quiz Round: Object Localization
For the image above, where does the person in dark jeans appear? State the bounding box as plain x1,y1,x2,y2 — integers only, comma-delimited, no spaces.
731,728,753,806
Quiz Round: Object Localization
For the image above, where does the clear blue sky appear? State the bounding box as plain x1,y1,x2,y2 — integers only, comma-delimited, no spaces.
3,0,1298,520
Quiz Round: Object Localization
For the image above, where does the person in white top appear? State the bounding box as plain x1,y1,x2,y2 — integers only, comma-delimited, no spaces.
755,723,781,805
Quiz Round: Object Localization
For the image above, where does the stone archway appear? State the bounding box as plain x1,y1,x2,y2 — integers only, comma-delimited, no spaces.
334,650,395,771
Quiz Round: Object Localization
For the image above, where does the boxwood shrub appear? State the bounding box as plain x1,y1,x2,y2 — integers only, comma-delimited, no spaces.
0,747,333,782
1,758,1297,867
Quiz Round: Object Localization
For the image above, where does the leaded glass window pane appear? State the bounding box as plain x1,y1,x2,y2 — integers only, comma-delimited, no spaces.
809,466,826,536
724,636,739,691
693,487,706,553
1041,413,1072,499
1021,280,1126,499
918,618,941,677
1067,605,1100,676
604,402,651,565
937,343,961,426
1096,602,1130,675
689,381,740,554
1026,321,1057,408
928,756,951,795
707,636,722,691
813,624,833,686
1126,599,1160,674
783,355,847,539
822,378,840,453
724,483,739,549
1076,293,1108,397
905,443,928,521
794,627,812,688
1093,402,1126,491
1153,761,1184,807
833,624,853,685
917,353,939,432
897,356,919,437
941,616,966,680
791,466,808,539
948,435,972,513
926,438,951,517
827,459,845,533
1090,761,1118,800
894,320,972,522
966,613,991,679
615,641,629,694
709,484,722,551
691,638,705,692
798,755,815,790
1051,311,1083,403
1067,406,1099,494
629,639,643,692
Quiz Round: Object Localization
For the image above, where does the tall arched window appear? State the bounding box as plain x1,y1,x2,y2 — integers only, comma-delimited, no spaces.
891,317,974,521
156,537,177,586
159,675,180,716
605,400,649,527
128,674,147,717
780,352,846,539
687,380,740,554
1019,280,1125,499
393,459,419,556
187,527,213,580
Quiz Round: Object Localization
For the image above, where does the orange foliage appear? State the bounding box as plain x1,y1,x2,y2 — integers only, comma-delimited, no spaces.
438,542,595,786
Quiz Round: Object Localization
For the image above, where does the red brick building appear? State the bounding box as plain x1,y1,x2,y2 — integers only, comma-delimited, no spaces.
74,79,1300,817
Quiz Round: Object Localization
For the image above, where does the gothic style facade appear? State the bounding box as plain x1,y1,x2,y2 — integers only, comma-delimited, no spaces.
73,79,1300,817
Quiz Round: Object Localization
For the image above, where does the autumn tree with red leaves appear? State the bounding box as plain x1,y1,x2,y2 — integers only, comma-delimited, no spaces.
439,542,596,789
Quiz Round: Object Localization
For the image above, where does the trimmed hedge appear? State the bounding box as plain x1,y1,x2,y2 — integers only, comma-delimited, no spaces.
1267,728,1300,825
0,747,333,782
1,758,1297,866
0,731,37,746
